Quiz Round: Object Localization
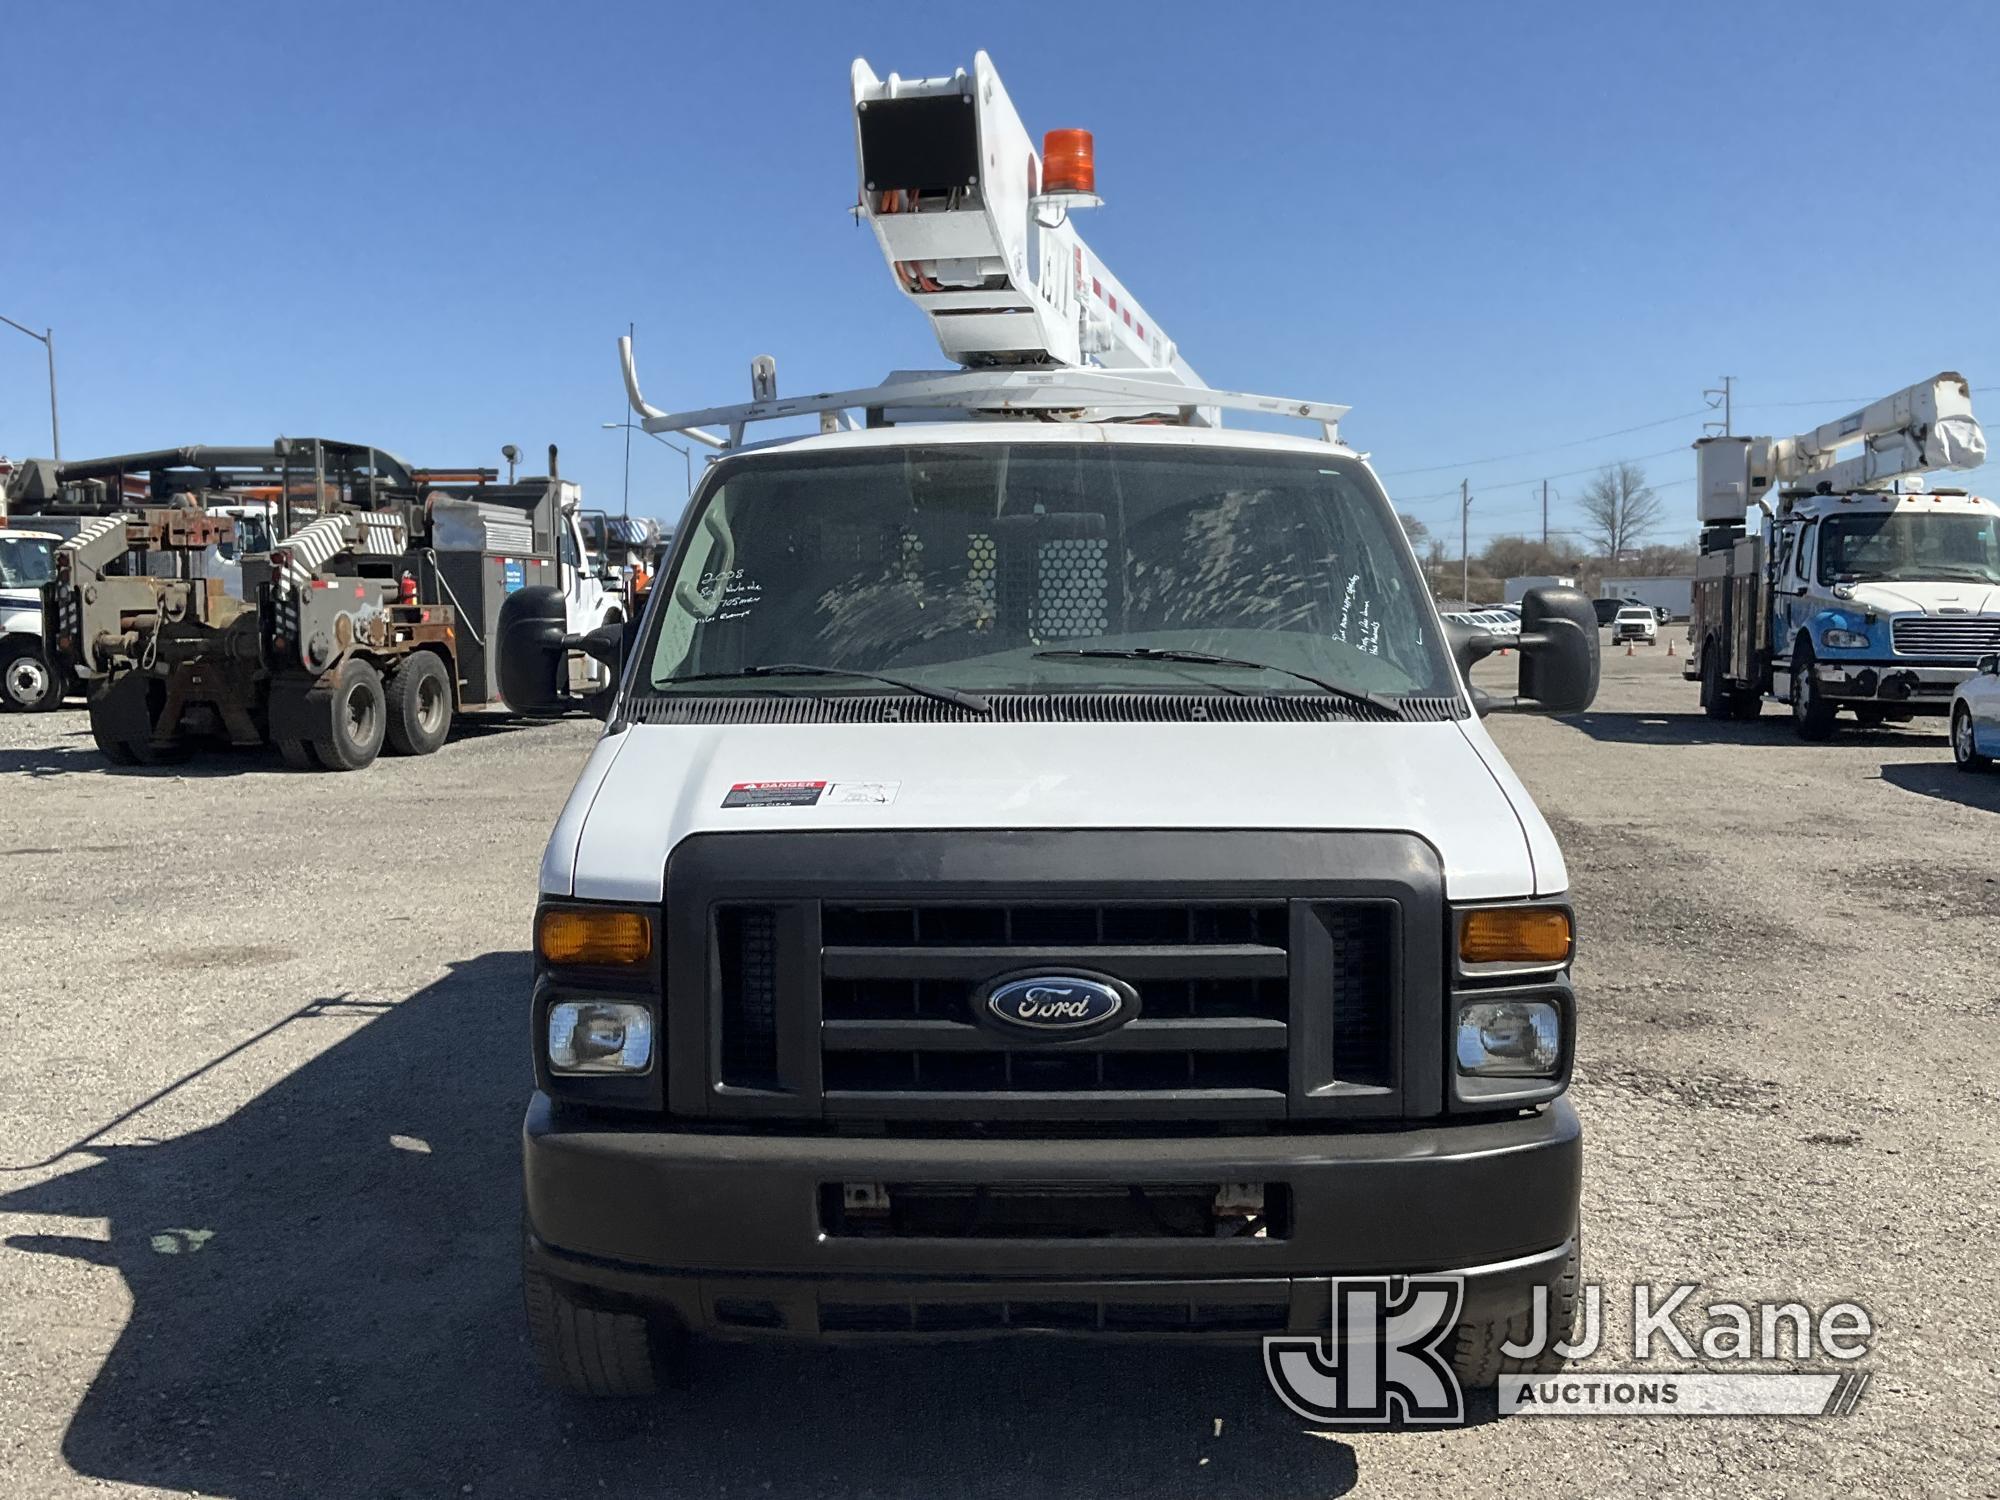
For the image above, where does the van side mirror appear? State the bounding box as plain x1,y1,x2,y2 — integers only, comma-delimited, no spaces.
1980,653,2000,676
1514,587,1600,713
1447,586,1599,715
497,586,570,715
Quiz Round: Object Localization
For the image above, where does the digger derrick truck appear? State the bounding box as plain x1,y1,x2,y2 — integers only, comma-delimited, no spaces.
1688,375,1995,739
50,439,618,769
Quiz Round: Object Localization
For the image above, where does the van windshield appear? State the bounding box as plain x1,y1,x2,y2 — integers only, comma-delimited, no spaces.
640,443,1454,701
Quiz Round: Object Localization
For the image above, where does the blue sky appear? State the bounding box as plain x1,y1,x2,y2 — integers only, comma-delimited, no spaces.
7,0,1998,547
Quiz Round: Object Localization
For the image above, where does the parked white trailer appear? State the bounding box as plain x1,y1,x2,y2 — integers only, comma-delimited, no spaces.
1600,576,1692,620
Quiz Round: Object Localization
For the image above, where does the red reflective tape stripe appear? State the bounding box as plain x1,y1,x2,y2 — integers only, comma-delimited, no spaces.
1092,278,1102,298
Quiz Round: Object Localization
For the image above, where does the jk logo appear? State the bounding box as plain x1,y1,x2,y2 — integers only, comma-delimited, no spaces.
1263,1277,1466,1425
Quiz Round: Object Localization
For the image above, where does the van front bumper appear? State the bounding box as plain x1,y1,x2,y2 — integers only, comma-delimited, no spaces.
522,1092,1581,1340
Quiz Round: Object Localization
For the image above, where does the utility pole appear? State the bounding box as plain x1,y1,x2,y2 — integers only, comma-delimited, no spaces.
1541,478,1549,547
1703,375,1735,437
1460,478,1472,605
0,314,61,461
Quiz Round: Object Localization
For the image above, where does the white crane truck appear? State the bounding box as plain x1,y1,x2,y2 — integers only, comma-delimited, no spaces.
1686,376,1995,737
499,51,1600,1399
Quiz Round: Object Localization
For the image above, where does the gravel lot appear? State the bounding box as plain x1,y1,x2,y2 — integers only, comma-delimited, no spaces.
1,644,1994,1498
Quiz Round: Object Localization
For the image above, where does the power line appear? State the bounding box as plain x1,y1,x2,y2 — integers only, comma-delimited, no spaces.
1395,444,1690,506
1376,408,1708,478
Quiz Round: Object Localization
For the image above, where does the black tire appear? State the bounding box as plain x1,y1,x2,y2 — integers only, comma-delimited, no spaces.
1953,706,1991,772
277,737,318,770
87,681,188,766
1449,1233,1581,1388
383,651,453,756
523,1267,664,1397
1854,705,1887,729
312,658,386,771
1700,644,1730,721
1790,643,1836,741
92,729,143,766
0,637,64,712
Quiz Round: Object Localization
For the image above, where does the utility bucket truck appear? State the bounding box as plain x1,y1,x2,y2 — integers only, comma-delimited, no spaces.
1686,375,1995,739
36,441,623,769
504,52,1600,1401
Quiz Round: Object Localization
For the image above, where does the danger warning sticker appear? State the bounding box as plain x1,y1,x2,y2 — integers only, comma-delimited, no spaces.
722,781,826,808
720,780,902,809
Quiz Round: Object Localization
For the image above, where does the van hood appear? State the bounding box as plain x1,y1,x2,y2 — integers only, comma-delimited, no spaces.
542,718,1564,903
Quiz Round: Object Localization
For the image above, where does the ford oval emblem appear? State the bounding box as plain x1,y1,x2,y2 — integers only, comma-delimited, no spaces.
978,973,1138,1037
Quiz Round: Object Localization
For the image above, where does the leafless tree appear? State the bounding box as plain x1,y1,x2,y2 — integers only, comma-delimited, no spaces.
1576,462,1663,560
1397,512,1430,547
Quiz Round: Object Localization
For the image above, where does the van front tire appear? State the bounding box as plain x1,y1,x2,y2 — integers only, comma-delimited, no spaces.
1448,1233,1581,1389
523,1267,670,1398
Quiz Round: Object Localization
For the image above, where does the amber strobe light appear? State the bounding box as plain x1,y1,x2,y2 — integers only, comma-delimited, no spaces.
1041,129,1096,194
537,908,653,967
1460,906,1572,966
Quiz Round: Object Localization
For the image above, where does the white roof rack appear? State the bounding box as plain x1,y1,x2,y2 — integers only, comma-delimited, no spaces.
620,344,1350,452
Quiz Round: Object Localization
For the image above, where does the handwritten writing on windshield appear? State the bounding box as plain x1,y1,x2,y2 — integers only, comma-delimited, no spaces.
1335,574,1382,655
694,569,763,626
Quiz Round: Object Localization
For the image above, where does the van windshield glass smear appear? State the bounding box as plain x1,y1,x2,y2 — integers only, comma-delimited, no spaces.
643,444,1454,701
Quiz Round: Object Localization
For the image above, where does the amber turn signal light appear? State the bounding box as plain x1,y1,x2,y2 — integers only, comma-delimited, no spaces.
537,908,653,967
1459,906,1572,966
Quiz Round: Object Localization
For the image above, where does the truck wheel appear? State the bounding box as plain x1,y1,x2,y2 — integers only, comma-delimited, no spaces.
91,728,143,766
0,638,64,712
87,677,187,766
1449,1233,1581,1388
523,1267,669,1397
1700,646,1731,721
1953,706,1991,772
1790,644,1836,742
313,659,386,771
277,738,318,770
384,652,453,756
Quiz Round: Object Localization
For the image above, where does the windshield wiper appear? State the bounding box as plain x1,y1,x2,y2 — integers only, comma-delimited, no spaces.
1031,647,1406,719
658,663,991,714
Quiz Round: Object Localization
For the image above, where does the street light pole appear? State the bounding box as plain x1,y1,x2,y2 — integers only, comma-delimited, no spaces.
0,314,61,461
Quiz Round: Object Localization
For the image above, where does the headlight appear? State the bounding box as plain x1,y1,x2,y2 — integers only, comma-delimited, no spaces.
1821,628,1868,650
548,1001,654,1074
1456,999,1561,1077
